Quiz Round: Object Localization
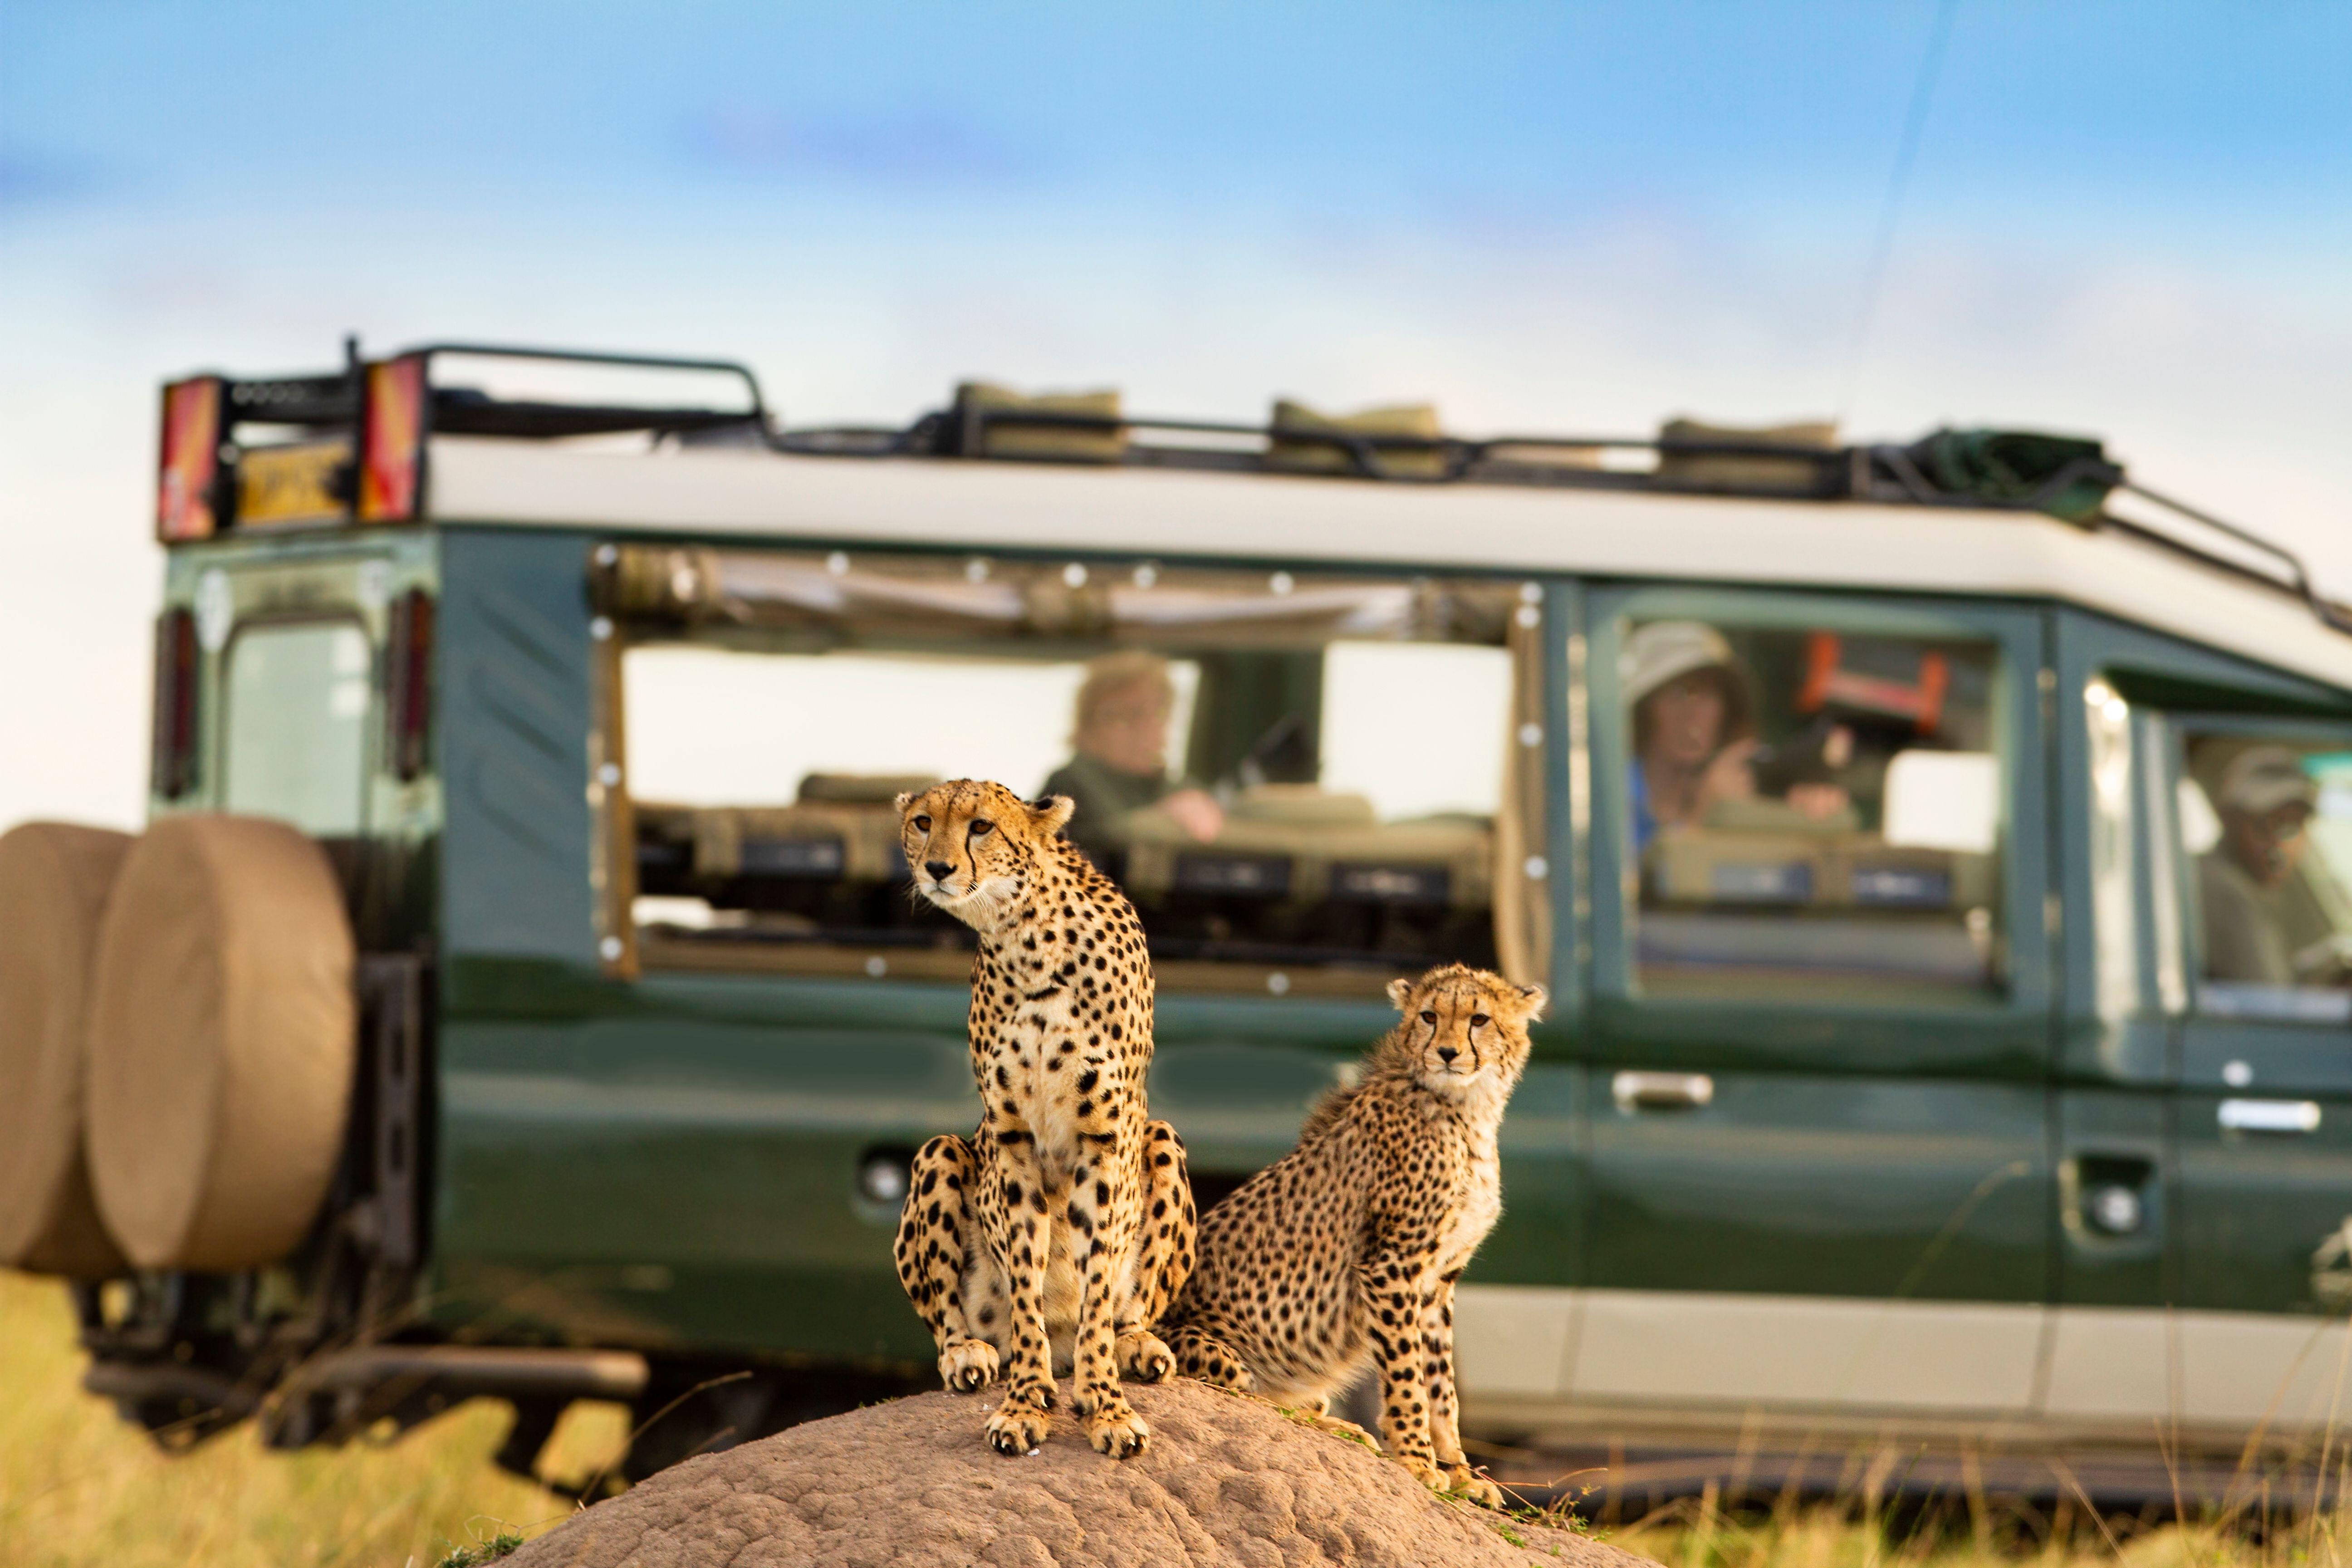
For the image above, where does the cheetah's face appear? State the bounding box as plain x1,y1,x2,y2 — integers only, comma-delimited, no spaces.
1384,965,1547,1096
896,779,1076,933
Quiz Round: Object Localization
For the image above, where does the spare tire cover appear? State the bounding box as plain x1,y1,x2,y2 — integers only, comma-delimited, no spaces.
0,822,133,1276
86,815,356,1272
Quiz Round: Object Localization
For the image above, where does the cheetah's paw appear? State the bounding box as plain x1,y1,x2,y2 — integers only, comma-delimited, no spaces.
1443,1463,1505,1509
938,1340,1000,1393
1116,1330,1174,1383
1303,1411,1379,1448
985,1396,1053,1455
1395,1454,1449,1493
1084,1403,1151,1459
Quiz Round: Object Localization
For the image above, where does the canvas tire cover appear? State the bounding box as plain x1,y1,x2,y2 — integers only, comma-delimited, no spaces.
0,822,133,1275
86,815,356,1272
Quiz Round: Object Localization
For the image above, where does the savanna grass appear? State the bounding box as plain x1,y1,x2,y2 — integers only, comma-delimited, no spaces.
1,1265,2341,1568
0,1269,623,1568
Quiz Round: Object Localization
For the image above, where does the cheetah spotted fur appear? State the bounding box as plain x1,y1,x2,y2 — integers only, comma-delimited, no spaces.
890,780,1197,1459
1160,962,1545,1506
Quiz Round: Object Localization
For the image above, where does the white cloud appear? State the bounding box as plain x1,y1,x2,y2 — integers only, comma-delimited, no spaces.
3,196,2347,830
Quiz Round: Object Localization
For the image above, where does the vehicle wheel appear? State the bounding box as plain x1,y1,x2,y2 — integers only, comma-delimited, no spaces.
0,822,134,1276
84,815,356,1271
618,1365,925,1485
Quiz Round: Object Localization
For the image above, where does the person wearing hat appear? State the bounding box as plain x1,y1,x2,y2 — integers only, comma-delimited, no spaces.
1623,621,1848,853
2199,745,2331,986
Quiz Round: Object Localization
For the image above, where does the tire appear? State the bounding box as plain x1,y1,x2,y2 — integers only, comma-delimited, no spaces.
0,822,134,1276
85,815,357,1272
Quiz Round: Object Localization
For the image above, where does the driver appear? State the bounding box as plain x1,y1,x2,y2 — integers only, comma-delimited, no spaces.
2199,746,2328,986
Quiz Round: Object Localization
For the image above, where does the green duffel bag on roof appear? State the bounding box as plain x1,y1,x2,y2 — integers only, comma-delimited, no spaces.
1905,427,2122,524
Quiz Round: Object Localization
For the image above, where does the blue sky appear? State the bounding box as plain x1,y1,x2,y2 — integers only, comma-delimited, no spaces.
3,2,2348,824
8,3,2347,240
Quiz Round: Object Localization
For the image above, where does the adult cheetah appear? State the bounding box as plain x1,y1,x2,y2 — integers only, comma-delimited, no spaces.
890,779,1196,1459
1160,962,1545,1505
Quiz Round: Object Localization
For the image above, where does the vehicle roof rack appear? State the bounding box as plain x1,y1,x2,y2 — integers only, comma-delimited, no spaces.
181,337,2351,642
778,396,2350,637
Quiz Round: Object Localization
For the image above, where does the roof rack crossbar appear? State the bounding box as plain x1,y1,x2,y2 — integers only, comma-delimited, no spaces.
929,405,1876,485
403,341,769,423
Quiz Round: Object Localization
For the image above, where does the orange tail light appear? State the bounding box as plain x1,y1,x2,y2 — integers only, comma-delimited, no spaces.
157,377,224,541
359,354,429,522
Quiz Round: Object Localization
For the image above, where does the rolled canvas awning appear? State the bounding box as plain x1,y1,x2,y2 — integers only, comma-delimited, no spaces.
597,544,1517,646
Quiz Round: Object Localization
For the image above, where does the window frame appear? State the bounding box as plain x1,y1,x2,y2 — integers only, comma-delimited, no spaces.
2051,607,2352,1084
593,544,1555,999
1585,582,2052,1079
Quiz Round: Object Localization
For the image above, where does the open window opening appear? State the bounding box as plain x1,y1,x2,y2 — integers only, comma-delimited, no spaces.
602,549,1548,995
2173,728,2352,1024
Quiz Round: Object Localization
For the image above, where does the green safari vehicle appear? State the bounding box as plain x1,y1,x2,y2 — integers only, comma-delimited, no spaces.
5,341,2351,1498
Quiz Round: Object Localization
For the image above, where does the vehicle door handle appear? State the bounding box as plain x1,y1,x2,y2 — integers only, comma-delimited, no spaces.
1612,1070,1714,1112
2219,1098,2322,1135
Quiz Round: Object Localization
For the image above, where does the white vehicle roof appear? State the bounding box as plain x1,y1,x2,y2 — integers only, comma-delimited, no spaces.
430,433,2349,692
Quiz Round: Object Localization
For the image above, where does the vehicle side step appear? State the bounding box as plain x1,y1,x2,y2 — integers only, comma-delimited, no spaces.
296,1344,650,1402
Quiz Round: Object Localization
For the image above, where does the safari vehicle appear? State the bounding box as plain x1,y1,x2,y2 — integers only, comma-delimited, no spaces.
5,338,2352,1501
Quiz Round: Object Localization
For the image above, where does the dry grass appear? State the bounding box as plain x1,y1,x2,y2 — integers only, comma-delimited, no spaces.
1570,1473,2347,1568
0,1269,624,1568
2,1264,2343,1568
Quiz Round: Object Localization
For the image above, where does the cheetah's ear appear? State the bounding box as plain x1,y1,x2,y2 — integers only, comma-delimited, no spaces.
893,791,916,816
1385,976,1414,1010
1514,983,1549,1022
1027,794,1077,838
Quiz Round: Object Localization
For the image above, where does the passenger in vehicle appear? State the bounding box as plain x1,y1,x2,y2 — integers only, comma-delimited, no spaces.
1625,621,1850,853
1042,651,1225,858
2198,746,2339,986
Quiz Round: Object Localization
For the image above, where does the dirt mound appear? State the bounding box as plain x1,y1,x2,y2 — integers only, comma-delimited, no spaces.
510,1377,1643,1568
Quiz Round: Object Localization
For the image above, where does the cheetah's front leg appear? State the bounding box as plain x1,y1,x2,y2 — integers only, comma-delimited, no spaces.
894,1134,1001,1393
982,1130,1056,1455
1112,1119,1195,1384
1423,1270,1502,1507
1358,1246,1446,1493
1068,1132,1150,1457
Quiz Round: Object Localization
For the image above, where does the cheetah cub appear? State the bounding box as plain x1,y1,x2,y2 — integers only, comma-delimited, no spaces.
890,780,1197,1459
1161,962,1544,1506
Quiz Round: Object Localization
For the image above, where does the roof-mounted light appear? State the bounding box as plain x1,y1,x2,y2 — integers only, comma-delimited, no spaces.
358,354,429,523
157,377,225,542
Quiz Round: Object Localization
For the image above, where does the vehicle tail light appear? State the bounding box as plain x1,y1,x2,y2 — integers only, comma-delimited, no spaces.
385,588,435,780
150,607,201,799
358,355,429,522
157,377,224,541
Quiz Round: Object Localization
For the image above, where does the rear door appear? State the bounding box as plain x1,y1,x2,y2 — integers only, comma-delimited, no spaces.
1574,584,2054,1422
161,534,440,950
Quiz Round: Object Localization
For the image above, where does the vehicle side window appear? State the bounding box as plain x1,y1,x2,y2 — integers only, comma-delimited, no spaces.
2175,728,2352,1023
1619,617,2006,1005
221,619,372,836
610,551,1548,995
